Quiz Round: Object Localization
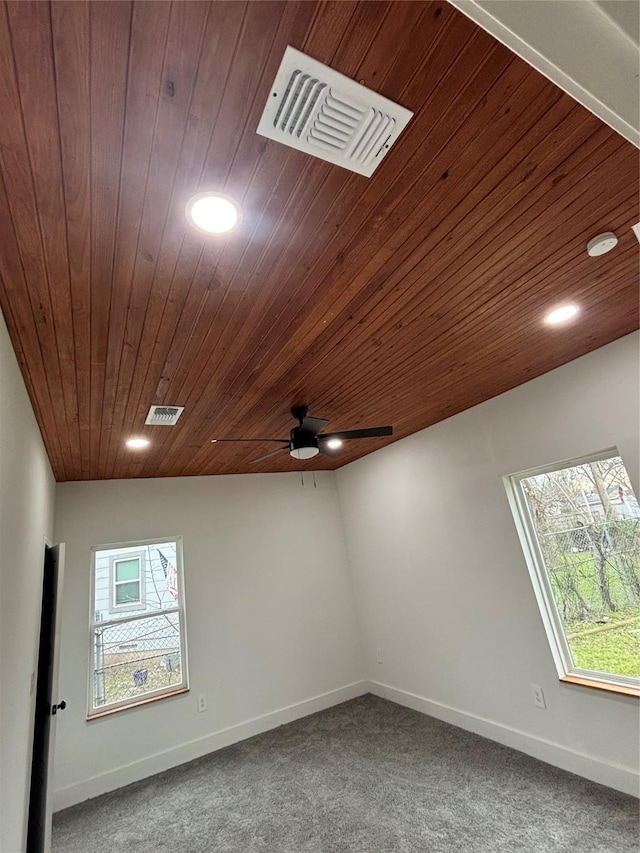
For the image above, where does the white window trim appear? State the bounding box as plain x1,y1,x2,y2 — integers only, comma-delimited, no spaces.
505,447,640,694
88,536,189,719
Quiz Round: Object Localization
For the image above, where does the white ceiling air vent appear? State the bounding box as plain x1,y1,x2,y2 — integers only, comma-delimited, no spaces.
145,405,184,426
257,47,413,178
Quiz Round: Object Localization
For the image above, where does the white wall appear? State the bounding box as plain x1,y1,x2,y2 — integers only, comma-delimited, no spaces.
336,332,640,796
53,471,364,809
0,312,56,852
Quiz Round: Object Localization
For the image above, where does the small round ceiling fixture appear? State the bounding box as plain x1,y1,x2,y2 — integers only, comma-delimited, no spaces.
290,446,319,460
326,438,343,449
586,232,617,257
126,437,150,449
185,192,241,236
544,304,579,326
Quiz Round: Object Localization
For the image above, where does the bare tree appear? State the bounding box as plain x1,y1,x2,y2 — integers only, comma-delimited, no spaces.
522,457,640,623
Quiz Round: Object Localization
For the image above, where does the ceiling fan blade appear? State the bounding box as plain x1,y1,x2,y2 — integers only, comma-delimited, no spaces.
300,416,329,435
250,446,291,464
318,439,345,458
321,426,393,441
211,438,289,444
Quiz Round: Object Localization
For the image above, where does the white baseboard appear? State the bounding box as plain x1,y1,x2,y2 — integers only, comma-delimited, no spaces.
366,679,639,798
53,680,368,812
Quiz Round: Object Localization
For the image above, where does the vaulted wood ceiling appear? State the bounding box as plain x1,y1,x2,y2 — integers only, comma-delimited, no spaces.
0,0,637,481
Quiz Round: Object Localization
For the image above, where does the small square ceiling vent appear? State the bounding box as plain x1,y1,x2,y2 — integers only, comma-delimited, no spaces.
257,46,413,178
145,405,184,426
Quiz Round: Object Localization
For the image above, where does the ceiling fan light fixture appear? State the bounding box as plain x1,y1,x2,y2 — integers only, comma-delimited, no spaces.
185,192,241,235
290,446,319,460
326,438,342,449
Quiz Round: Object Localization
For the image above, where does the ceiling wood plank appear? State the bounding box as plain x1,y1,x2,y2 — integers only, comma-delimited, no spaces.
0,1,70,476
287,154,634,417
294,126,629,406
103,0,209,478
88,0,134,479
5,0,83,478
110,1,254,480
51,0,93,478
321,207,637,427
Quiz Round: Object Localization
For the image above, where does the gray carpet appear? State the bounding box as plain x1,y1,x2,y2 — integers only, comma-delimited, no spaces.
53,695,638,852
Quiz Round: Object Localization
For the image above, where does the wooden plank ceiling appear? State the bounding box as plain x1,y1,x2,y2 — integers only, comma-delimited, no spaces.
0,0,637,481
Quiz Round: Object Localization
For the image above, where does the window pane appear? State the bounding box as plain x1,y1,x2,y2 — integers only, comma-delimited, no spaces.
521,455,640,679
115,558,140,582
92,613,183,709
115,581,140,605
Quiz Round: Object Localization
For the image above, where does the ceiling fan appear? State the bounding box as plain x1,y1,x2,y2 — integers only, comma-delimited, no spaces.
212,406,393,463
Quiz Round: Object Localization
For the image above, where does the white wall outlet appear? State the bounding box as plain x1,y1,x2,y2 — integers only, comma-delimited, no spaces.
376,646,383,664
531,684,546,709
197,693,208,713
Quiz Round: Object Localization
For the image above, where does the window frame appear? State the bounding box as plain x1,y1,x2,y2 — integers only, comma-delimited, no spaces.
505,448,640,696
87,536,189,719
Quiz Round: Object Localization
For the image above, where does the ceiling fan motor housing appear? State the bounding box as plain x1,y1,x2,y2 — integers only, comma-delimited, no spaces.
291,426,316,446
290,425,319,458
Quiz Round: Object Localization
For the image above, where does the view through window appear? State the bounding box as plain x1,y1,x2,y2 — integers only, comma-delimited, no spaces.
509,452,640,689
89,538,188,716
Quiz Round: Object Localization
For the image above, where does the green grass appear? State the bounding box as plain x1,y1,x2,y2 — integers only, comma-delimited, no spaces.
95,654,181,707
567,610,640,678
544,548,640,678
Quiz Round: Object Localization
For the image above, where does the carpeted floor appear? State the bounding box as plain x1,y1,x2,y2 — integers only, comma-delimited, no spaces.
52,695,638,852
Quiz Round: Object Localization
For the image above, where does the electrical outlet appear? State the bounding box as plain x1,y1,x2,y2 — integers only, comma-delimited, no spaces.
376,647,383,664
197,693,208,713
531,684,546,709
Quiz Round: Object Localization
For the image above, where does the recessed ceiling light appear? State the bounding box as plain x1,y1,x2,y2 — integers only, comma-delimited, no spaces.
185,192,241,235
126,437,150,449
326,438,343,449
544,304,579,325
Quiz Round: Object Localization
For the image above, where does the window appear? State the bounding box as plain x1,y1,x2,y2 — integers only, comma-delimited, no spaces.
506,450,640,695
111,554,144,610
89,538,188,717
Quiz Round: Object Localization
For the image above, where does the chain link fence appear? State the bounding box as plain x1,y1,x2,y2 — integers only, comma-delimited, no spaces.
93,613,182,707
538,519,640,624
